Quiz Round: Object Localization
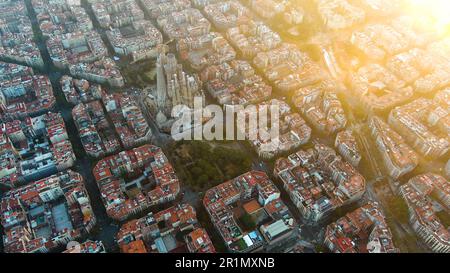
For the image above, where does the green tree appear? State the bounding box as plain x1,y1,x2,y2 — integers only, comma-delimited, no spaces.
239,214,256,231
191,167,203,177
389,196,409,224
198,174,209,188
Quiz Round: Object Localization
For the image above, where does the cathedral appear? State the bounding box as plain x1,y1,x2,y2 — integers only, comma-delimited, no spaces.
150,48,204,131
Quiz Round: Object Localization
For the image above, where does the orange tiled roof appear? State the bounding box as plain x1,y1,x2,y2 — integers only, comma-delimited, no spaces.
121,240,147,253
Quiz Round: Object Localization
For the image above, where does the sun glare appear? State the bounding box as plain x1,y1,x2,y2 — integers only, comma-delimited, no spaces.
406,0,450,33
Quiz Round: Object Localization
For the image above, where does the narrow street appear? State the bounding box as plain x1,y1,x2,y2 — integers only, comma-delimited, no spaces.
24,0,120,251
